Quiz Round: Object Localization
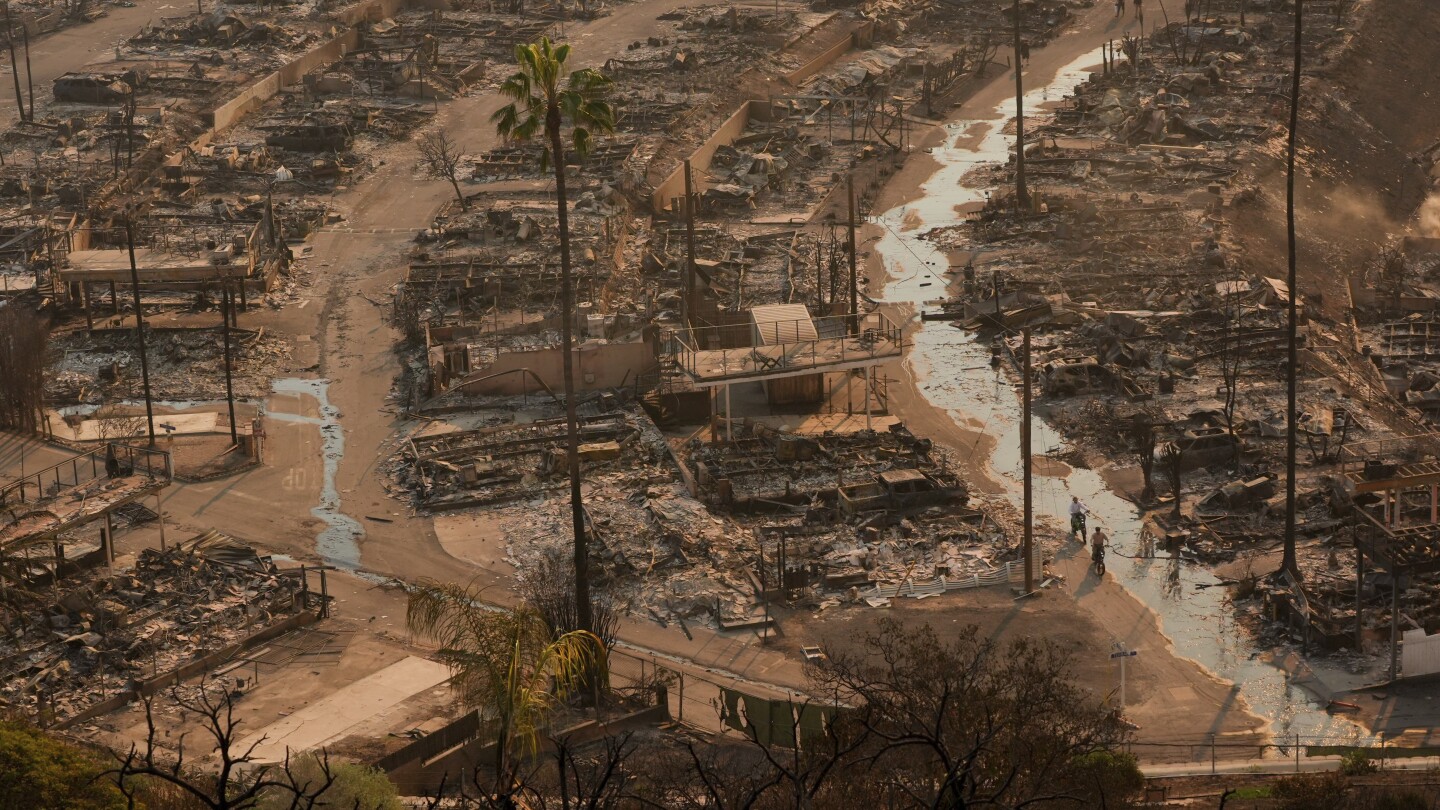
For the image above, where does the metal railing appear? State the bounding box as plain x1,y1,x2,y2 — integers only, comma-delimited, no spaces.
669,311,904,382
1126,730,1440,772
1340,433,1440,478
0,442,172,507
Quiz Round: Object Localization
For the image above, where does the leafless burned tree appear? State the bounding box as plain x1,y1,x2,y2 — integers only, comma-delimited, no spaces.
1130,411,1158,502
600,621,1142,809
1160,440,1185,520
1215,275,1252,474
417,130,469,212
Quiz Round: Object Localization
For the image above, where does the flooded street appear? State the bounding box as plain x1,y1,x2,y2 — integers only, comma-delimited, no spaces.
270,377,366,571
874,48,1366,744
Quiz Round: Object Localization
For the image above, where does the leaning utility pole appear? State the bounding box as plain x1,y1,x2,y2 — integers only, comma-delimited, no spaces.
124,219,157,446
220,280,238,445
682,159,697,328
1012,0,1028,209
1022,328,1034,594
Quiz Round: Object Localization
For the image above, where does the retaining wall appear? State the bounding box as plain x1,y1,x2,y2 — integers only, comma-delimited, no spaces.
209,29,363,131
649,101,760,214
648,20,875,215
783,20,874,86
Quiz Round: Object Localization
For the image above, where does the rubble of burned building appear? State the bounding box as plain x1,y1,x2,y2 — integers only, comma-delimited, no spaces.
367,0,1104,633
0,436,317,726
0,534,313,725
391,389,1016,629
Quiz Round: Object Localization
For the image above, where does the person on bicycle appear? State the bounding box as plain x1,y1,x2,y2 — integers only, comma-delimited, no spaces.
1069,496,1090,541
1091,527,1109,567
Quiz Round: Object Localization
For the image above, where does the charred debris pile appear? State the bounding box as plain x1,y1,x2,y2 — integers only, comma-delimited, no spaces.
0,532,312,724
391,388,1007,629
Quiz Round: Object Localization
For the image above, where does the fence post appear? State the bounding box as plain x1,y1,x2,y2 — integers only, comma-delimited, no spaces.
1295,732,1300,773
678,672,684,724
1210,733,1215,774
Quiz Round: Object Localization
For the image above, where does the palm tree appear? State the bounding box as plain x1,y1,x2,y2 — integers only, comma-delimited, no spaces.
492,38,614,639
405,580,604,781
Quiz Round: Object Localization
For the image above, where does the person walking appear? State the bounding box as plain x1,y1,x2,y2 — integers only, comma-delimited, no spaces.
1115,0,1124,17
1133,0,1144,24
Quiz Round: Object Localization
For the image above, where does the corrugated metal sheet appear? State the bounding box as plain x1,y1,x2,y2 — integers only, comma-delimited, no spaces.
750,304,816,345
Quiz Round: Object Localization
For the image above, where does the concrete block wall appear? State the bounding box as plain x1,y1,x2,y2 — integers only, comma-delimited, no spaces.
647,20,875,215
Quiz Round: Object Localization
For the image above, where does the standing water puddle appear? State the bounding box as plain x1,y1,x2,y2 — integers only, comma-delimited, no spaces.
874,48,1365,743
269,378,365,571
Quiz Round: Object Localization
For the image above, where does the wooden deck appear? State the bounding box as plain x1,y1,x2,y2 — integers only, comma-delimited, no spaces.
1345,460,1440,494
0,472,167,549
682,334,902,384
673,311,905,387
0,443,172,550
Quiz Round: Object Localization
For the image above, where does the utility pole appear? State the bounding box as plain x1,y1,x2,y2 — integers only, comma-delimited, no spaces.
124,218,156,446
220,280,238,445
682,159,697,328
1022,328,1033,593
4,4,25,123
847,175,858,334
21,24,31,122
1012,0,1028,210
1281,0,1302,580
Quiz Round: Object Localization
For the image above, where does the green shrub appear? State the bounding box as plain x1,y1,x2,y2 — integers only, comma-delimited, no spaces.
1339,749,1377,776
0,720,128,810
256,754,401,810
1068,750,1145,805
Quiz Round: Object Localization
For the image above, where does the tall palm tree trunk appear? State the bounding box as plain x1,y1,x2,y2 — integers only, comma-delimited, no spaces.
548,108,594,637
1281,0,1301,579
